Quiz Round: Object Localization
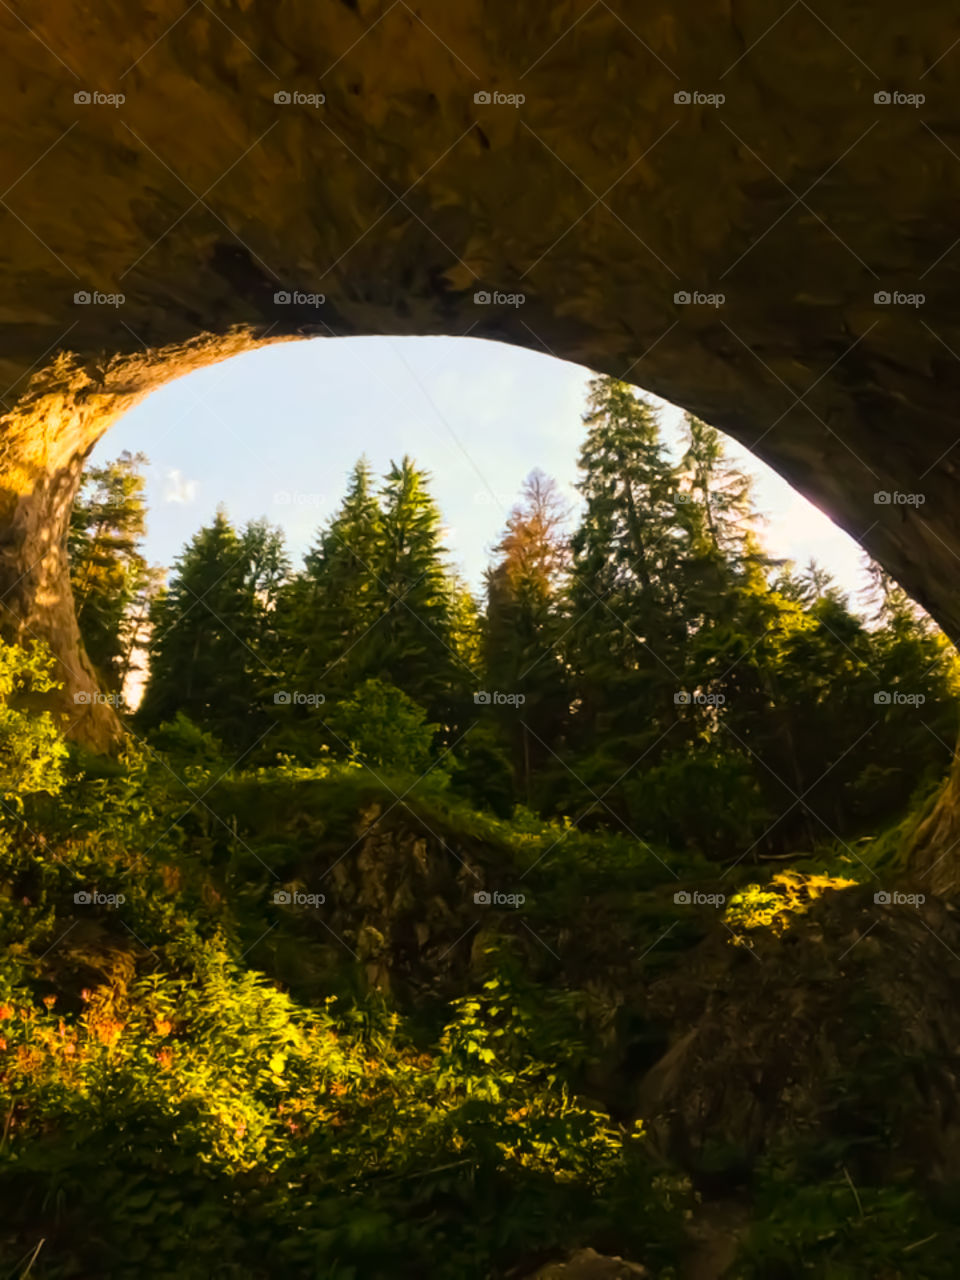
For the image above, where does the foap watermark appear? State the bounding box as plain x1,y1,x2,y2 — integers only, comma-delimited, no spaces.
474,889,525,907
474,289,525,307
74,290,125,308
874,889,925,906
874,690,925,707
674,290,725,308
273,888,326,907
675,690,726,707
274,490,323,508
674,90,724,107
873,490,925,506
474,690,526,706
874,90,924,107
75,889,126,906
474,89,525,107
74,690,126,707
875,290,924,308
274,290,325,308
75,89,125,107
674,889,725,906
274,690,326,706
274,89,325,107
473,489,515,507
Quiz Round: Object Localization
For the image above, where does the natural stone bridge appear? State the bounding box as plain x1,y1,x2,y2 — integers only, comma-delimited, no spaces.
1,0,958,793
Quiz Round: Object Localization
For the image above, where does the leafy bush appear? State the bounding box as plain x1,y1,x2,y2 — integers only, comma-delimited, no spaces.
145,711,229,769
0,753,704,1278
623,746,770,856
325,679,440,774
0,941,692,1278
448,724,516,818
724,871,859,941
0,712,948,1279
0,640,67,801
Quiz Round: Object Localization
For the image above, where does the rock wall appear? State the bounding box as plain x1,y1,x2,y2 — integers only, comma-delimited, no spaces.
638,882,960,1185
2,1,960,749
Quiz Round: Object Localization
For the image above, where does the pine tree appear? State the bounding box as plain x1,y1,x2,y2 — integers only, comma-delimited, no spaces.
562,377,685,810
852,558,960,821
68,451,151,693
678,415,756,567
275,456,477,758
483,470,571,802
365,455,474,722
569,379,681,607
281,457,385,694
138,509,287,751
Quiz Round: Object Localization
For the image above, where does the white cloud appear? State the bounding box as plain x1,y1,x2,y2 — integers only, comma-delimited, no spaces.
163,469,197,505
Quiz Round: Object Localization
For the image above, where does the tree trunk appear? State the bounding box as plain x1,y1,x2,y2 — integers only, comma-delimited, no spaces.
0,452,122,753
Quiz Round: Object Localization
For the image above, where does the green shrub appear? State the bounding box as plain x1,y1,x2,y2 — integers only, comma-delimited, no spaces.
326,679,440,774
0,639,67,802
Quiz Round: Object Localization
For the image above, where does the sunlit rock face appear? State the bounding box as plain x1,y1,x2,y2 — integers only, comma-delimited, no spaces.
1,1,959,747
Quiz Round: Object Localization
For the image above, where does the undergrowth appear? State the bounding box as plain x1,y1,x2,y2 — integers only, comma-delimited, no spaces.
0,741,952,1278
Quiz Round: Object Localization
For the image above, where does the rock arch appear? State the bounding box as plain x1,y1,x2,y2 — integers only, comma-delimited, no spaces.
2,0,960,758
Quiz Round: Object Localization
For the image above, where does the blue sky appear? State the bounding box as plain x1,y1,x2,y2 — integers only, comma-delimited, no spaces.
94,335,869,599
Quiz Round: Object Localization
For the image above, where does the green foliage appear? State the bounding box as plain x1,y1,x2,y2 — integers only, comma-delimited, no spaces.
742,1169,960,1278
325,678,439,773
0,698,951,1278
68,450,155,694
370,455,471,719
0,640,67,801
273,457,478,765
448,724,516,818
622,746,770,854
483,470,572,802
138,510,288,752
47,373,960,1278
543,377,959,855
0,955,692,1275
146,711,229,769
276,457,384,695
565,377,684,758
0,774,697,1278
724,870,859,942
111,382,960,857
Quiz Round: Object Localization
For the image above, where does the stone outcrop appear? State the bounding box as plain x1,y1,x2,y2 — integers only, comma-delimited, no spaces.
524,1250,649,1279
1,1,960,756
638,883,960,1185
